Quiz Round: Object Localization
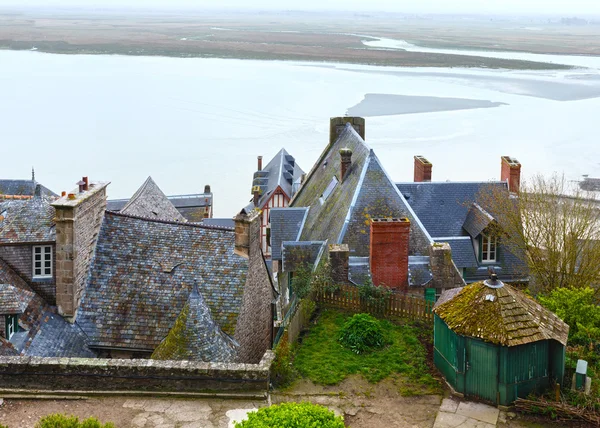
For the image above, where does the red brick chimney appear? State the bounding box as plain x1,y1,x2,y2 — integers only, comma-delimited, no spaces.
340,148,352,181
414,155,432,182
501,156,521,193
369,218,410,291
257,156,263,171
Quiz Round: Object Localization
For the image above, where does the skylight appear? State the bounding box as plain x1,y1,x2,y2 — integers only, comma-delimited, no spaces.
319,176,339,205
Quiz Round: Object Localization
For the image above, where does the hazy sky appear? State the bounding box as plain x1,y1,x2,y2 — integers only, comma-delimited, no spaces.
5,0,600,16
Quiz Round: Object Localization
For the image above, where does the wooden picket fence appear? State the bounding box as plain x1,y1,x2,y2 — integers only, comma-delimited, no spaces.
315,283,434,323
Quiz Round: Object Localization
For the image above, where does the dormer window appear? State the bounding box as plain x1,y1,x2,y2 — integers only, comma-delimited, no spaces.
481,234,497,263
33,245,53,279
5,314,18,339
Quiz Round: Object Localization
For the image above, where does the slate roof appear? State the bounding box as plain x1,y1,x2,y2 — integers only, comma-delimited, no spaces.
108,193,213,223
77,211,248,351
463,203,494,238
0,199,27,228
201,218,235,229
269,208,309,261
434,237,478,269
291,125,432,258
152,281,238,362
0,283,34,314
348,256,433,287
25,312,97,358
120,177,187,222
396,181,508,238
0,180,56,197
253,149,304,208
0,195,56,244
0,337,18,356
282,241,326,272
434,281,569,347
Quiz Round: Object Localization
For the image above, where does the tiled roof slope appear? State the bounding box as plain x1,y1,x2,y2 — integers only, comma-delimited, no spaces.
269,208,308,261
253,149,304,208
121,177,187,222
0,180,56,197
0,283,34,314
77,211,248,351
434,281,569,347
434,237,478,269
152,282,238,362
463,203,494,238
282,241,326,272
292,125,370,244
0,195,55,244
0,337,18,356
108,193,213,222
26,312,97,358
396,181,508,238
343,152,432,257
201,218,235,229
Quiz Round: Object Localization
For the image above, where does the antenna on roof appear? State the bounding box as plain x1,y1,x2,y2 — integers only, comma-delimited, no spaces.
32,166,35,182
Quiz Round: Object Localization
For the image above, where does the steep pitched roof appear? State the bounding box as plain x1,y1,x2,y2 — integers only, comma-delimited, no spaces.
396,181,508,238
0,195,56,244
269,208,309,261
0,283,34,314
0,180,56,197
120,177,187,222
434,281,569,347
291,124,432,256
463,203,495,238
108,193,213,223
77,212,248,351
253,149,304,208
152,281,238,362
25,312,97,358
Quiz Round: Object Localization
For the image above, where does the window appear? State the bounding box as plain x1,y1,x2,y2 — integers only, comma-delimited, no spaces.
33,245,53,278
481,234,497,263
319,176,339,204
5,315,18,340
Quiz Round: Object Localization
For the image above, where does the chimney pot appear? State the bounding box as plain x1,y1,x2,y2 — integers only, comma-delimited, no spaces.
204,184,211,194
501,156,521,193
68,193,76,200
369,217,410,291
257,156,263,171
340,148,353,181
414,155,432,182
83,177,89,191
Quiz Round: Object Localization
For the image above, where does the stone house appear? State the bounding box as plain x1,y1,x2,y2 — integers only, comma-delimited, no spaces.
0,176,274,364
249,149,304,257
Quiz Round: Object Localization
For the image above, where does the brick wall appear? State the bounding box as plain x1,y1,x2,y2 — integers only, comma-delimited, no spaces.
369,218,410,291
54,183,108,318
0,351,274,394
501,156,521,193
0,244,56,304
234,210,274,364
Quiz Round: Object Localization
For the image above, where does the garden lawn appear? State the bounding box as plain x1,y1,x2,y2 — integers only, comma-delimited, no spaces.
293,309,439,393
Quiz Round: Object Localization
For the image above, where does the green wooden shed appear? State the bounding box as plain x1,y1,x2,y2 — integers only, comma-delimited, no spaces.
433,276,569,406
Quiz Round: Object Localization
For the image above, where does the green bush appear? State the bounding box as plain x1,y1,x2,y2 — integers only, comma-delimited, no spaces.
35,414,115,428
234,402,344,428
271,340,296,388
339,313,386,354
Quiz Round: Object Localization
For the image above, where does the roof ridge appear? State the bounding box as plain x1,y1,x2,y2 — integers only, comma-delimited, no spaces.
105,211,234,232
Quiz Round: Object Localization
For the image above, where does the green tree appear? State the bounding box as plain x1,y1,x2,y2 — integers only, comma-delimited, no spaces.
235,402,344,428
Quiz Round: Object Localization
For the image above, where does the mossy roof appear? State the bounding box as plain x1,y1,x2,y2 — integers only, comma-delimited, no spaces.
434,281,569,347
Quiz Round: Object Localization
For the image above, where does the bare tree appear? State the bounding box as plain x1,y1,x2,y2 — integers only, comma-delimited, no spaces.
477,174,600,293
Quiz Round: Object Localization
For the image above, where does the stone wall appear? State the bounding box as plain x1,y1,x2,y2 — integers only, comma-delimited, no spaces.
0,244,56,304
0,351,274,394
234,210,274,364
53,183,108,318
428,242,465,290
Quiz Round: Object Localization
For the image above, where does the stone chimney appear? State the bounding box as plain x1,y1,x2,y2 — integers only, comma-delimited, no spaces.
329,244,349,284
52,179,110,319
252,185,261,207
369,218,410,291
257,156,263,171
428,242,465,290
340,148,352,182
329,117,365,145
501,156,521,193
234,208,261,259
414,155,432,182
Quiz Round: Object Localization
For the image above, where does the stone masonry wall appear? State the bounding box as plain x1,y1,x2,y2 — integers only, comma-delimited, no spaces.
0,244,56,304
54,185,107,318
234,210,273,364
0,351,274,394
428,242,465,290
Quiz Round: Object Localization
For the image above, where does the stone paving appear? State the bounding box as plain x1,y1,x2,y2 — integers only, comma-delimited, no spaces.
434,398,499,428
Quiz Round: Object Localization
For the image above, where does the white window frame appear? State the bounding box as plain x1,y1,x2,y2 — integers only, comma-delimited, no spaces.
32,245,53,279
6,315,16,339
481,234,497,263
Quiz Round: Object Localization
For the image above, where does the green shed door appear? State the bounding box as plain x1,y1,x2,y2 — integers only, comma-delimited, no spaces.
466,339,498,403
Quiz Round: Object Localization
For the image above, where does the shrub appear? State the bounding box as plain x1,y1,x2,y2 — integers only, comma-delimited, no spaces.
35,414,115,428
234,402,344,428
271,340,296,388
357,279,391,313
338,313,386,354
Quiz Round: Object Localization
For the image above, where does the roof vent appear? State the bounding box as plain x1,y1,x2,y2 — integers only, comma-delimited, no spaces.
485,294,496,302
484,273,504,289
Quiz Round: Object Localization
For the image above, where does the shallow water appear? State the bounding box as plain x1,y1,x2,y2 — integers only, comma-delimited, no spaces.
0,49,598,216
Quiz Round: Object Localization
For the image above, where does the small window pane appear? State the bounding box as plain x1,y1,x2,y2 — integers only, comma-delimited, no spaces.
35,247,41,254
44,268,51,275
35,268,41,275
45,254,51,261
35,261,41,268
44,246,51,254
